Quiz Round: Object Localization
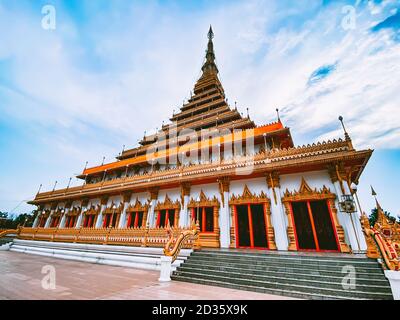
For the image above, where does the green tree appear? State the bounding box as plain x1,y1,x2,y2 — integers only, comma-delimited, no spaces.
369,208,396,227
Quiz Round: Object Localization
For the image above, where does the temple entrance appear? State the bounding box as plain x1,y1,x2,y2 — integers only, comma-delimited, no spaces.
291,200,339,251
235,204,268,249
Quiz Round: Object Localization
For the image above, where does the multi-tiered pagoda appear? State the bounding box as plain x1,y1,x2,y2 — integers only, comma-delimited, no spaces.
27,27,371,253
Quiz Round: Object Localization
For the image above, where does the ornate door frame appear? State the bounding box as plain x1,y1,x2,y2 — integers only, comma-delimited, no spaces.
281,178,350,253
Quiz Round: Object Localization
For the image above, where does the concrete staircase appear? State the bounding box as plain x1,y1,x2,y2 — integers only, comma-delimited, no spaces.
9,239,192,271
172,249,394,300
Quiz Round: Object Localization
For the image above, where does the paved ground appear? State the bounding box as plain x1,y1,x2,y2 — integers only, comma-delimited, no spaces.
0,251,296,300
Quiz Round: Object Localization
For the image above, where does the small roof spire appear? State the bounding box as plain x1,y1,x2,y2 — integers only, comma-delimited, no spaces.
276,108,281,122
338,115,351,141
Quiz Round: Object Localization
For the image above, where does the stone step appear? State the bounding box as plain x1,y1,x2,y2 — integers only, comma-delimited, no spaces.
192,250,377,265
186,256,384,274
170,274,343,300
191,251,380,267
171,271,393,300
9,239,192,272
177,264,389,285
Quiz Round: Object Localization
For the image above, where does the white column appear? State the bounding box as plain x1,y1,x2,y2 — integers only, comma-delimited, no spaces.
332,181,361,252
385,271,400,300
219,191,231,248
179,195,190,228
59,208,69,228
75,205,88,228
95,204,106,228
147,199,157,227
268,188,289,251
342,183,367,252
118,202,130,228
158,256,172,282
32,214,40,228
44,210,54,228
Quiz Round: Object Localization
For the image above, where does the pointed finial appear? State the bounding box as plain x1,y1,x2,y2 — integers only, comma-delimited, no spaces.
101,156,105,166
276,108,281,122
246,107,249,119
84,161,88,171
208,25,214,40
122,145,125,153
338,115,351,141
371,185,377,196
201,25,218,76
371,185,382,210
66,177,72,190
52,180,58,192
36,184,42,195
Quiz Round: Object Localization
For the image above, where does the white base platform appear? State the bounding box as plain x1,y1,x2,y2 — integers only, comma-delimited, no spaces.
9,239,192,271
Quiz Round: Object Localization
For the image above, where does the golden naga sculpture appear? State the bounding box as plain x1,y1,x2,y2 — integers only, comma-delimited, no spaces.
164,221,200,263
0,228,21,239
361,204,399,271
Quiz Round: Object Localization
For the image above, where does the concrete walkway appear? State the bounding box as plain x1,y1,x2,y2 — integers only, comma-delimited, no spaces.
0,251,296,300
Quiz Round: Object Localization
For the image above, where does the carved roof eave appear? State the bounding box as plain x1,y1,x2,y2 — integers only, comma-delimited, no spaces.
30,147,372,205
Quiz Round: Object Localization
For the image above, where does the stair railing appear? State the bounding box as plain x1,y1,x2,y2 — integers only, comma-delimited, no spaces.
164,220,200,263
0,228,20,239
361,215,399,271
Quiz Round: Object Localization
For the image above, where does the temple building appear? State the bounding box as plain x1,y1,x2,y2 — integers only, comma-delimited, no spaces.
27,26,371,254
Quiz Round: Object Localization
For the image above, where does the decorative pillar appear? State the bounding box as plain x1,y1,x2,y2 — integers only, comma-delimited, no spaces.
147,187,159,227
95,196,109,228
44,203,57,228
266,172,288,251
59,202,72,228
75,199,89,228
328,164,367,252
118,192,132,228
179,183,191,228
218,177,230,248
32,206,43,228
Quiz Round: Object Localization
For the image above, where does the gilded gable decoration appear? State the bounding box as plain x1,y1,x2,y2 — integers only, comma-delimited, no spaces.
155,194,181,211
126,198,149,213
229,185,269,205
187,190,220,208
103,202,124,214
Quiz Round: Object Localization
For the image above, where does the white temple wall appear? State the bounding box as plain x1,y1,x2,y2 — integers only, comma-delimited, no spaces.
279,170,335,194
89,198,100,207
230,177,266,196
107,195,122,207
130,192,148,205
190,183,221,202
158,188,180,203
71,200,81,207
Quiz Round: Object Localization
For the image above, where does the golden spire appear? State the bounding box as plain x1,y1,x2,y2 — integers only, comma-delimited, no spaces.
201,25,219,77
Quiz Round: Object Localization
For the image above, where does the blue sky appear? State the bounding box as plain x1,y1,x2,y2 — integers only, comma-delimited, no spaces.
0,0,399,219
